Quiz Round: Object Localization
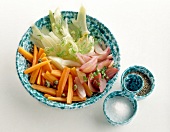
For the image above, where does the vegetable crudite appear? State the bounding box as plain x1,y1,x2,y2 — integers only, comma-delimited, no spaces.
16,5,120,109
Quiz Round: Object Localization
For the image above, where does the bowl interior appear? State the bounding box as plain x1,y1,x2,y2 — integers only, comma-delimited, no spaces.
16,11,120,109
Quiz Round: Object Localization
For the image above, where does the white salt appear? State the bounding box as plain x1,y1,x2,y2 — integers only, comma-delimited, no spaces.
105,96,135,123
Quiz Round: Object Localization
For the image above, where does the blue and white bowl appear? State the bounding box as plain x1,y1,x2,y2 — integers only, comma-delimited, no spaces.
103,91,137,126
121,65,155,100
16,11,120,109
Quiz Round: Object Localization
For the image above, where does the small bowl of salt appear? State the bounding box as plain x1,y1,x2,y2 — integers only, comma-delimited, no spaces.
103,91,137,126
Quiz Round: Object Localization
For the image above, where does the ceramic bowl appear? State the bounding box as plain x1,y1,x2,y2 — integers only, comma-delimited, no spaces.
103,91,137,125
121,65,155,100
16,11,120,109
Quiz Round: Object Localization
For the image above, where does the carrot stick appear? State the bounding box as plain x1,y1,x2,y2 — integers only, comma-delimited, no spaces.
67,74,73,104
42,72,58,85
37,68,42,85
31,84,56,96
44,94,53,98
70,67,77,79
82,82,93,97
24,60,51,74
48,97,67,102
30,68,40,84
41,76,45,86
41,57,52,72
32,45,38,65
50,63,58,70
18,47,33,63
39,53,46,59
48,96,86,102
51,70,62,77
57,67,70,97
37,48,44,59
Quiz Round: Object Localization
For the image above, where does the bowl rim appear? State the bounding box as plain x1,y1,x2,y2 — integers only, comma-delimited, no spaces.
16,11,121,109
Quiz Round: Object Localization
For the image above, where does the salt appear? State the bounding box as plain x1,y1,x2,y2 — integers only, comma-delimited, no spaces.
105,96,135,123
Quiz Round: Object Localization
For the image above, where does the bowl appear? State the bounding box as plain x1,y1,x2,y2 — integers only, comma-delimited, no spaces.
123,73,144,94
121,65,155,100
103,91,137,125
16,11,120,109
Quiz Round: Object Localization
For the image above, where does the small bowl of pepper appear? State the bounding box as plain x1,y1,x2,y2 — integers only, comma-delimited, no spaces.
121,65,155,100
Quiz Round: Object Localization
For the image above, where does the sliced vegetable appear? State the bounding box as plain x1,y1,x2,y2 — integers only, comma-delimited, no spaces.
57,67,70,97
18,47,33,63
24,60,51,74
97,59,112,70
76,53,91,64
79,56,98,73
74,77,86,99
82,82,93,97
37,68,42,85
67,74,73,104
72,5,90,36
32,84,56,96
94,43,106,55
51,70,62,77
76,69,87,84
97,47,111,61
105,67,119,79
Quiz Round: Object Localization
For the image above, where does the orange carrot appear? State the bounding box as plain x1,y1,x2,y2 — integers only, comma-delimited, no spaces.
50,63,58,70
18,47,33,63
48,96,86,102
44,94,53,98
82,82,93,97
67,74,73,104
70,67,77,79
24,60,51,74
31,84,56,96
29,68,40,84
39,53,46,59
41,57,52,72
57,67,70,97
37,68,42,85
42,72,58,85
32,45,38,66
37,48,44,59
41,76,45,86
48,97,67,102
51,70,62,77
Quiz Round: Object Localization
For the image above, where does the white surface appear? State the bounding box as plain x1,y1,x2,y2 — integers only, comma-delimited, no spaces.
0,0,170,132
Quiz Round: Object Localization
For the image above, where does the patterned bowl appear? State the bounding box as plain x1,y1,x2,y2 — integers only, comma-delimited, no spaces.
121,65,155,100
103,91,137,125
16,11,120,109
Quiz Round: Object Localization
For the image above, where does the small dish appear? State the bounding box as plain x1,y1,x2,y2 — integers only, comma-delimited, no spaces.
123,73,144,94
103,91,137,126
121,65,155,100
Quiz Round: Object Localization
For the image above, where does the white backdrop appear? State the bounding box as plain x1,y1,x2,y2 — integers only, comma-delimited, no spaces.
0,0,170,132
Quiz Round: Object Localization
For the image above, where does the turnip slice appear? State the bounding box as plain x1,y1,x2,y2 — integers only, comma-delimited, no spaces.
76,69,87,84
97,59,112,70
98,47,111,61
76,53,91,64
80,56,98,73
94,44,107,55
107,54,113,59
99,78,107,93
88,78,98,92
106,67,119,79
75,77,86,99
